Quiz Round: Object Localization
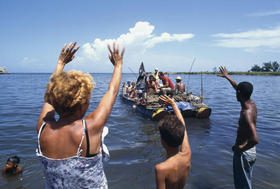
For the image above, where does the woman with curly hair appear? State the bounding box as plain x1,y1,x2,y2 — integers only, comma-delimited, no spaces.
36,42,124,188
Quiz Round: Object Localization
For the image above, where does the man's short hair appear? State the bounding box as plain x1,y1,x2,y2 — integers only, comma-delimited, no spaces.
159,72,164,77
158,115,185,147
237,82,253,100
7,156,20,164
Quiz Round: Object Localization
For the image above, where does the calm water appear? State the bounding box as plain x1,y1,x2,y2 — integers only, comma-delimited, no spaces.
0,73,279,189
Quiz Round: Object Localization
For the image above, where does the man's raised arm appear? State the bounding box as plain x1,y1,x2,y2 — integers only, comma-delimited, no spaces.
217,66,238,90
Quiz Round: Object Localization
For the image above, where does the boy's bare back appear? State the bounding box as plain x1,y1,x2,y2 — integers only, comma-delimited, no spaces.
155,95,191,189
156,151,191,189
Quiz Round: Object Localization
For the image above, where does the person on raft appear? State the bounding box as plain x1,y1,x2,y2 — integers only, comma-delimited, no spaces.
175,76,185,93
158,72,175,96
146,75,159,94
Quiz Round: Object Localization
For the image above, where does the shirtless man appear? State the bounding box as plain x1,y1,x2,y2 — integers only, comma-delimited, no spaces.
155,95,191,189
175,76,185,93
218,66,258,189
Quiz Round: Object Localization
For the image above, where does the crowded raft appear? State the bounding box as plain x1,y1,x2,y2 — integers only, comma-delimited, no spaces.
122,64,211,119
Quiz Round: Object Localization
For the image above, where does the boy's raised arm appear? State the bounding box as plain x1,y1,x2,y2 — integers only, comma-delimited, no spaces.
159,95,191,154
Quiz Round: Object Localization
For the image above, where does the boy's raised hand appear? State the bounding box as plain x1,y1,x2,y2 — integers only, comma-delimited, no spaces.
159,95,175,107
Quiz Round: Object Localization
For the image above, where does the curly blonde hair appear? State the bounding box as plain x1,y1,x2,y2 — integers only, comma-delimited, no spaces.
44,70,95,116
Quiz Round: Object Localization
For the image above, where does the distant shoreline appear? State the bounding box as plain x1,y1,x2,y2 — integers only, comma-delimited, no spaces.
1,72,280,76
165,72,280,76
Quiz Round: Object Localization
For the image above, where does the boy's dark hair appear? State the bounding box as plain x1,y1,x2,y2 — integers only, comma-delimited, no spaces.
237,82,253,100
7,156,20,164
159,72,164,77
158,115,185,147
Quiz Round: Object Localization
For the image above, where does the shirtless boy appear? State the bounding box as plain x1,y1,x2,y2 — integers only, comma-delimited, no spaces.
155,95,191,189
218,66,258,189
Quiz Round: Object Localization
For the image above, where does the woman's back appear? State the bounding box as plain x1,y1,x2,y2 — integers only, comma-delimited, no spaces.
39,119,102,159
37,121,109,189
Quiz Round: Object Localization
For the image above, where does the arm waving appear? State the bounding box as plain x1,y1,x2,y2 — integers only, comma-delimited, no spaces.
36,42,80,132
86,42,125,132
217,66,238,90
159,95,191,154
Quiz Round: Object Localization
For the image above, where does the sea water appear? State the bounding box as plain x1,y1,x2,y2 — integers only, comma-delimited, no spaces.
0,73,279,189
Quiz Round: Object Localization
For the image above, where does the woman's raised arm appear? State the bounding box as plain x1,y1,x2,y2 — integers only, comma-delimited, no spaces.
36,42,79,132
86,42,125,132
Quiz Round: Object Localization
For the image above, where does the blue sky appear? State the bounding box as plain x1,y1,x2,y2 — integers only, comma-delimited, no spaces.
1,0,280,73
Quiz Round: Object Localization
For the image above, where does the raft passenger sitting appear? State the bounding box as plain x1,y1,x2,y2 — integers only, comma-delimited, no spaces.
129,81,137,98
158,72,175,96
146,75,159,94
124,81,132,95
175,76,186,93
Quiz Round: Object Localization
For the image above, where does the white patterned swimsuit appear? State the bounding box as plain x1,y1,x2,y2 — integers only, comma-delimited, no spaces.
36,120,110,189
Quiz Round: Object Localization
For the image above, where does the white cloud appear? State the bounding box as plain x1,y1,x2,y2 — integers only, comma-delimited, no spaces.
22,57,37,63
212,26,280,50
79,21,194,69
145,33,194,48
247,10,280,17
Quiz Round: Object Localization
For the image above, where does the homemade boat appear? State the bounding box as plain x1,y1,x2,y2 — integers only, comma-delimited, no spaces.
121,63,211,120
121,91,211,120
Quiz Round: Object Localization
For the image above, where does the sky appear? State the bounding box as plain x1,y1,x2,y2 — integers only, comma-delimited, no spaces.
1,0,280,73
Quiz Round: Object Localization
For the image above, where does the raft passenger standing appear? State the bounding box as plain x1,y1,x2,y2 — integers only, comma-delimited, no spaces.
218,66,258,189
153,67,160,83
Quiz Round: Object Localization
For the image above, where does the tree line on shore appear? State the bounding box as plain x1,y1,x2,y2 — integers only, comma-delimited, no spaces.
250,61,280,72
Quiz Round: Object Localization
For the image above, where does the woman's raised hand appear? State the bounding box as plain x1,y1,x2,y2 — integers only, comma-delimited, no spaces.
58,42,80,65
108,42,125,67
